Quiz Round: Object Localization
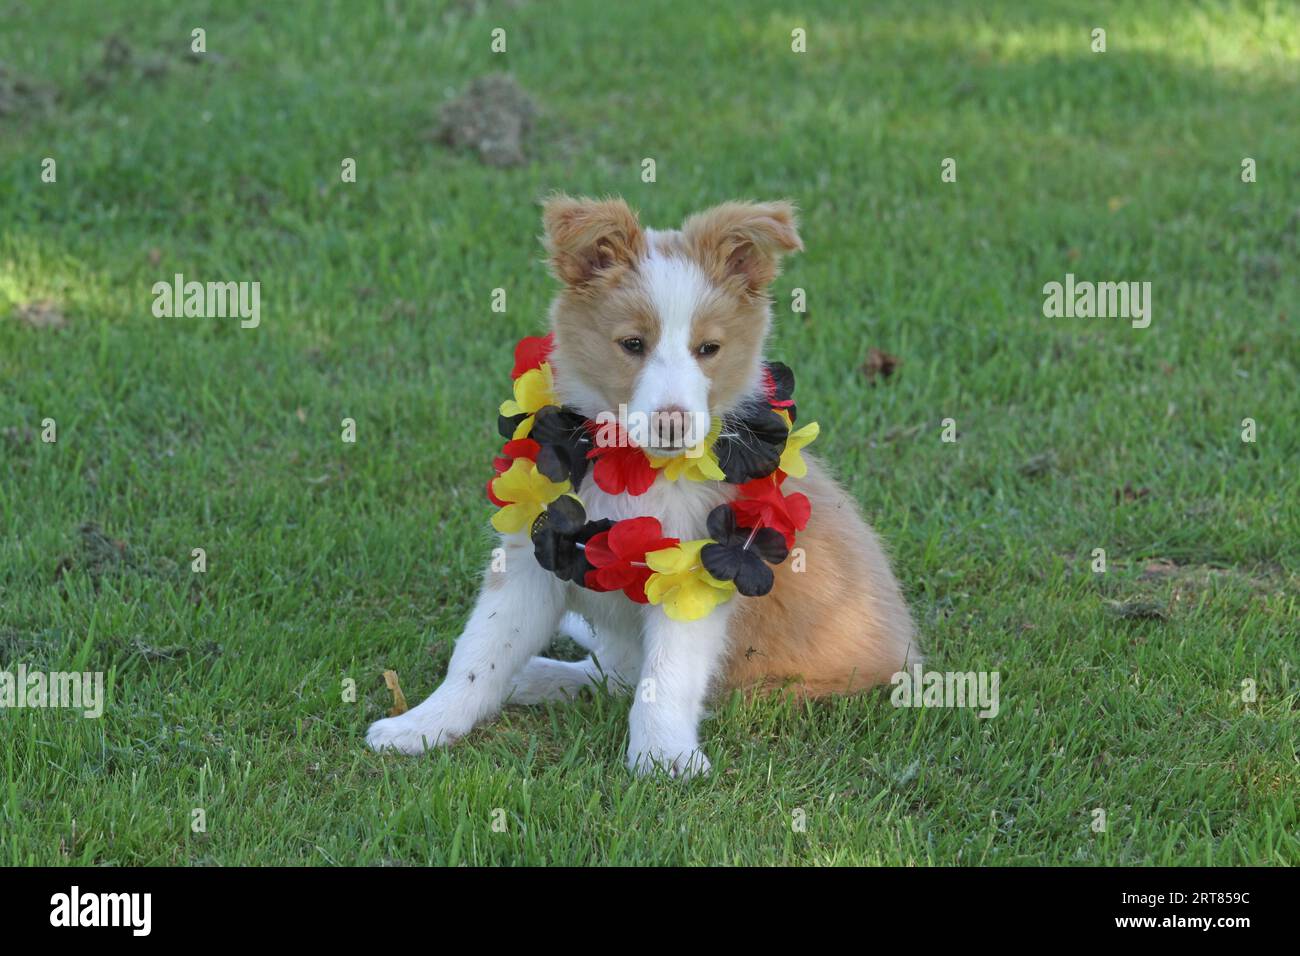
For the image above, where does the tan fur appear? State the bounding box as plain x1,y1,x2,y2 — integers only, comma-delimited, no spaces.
548,273,657,411
687,285,769,412
543,196,793,418
542,195,652,412
541,194,645,290
724,457,917,696
540,195,917,697
682,200,803,294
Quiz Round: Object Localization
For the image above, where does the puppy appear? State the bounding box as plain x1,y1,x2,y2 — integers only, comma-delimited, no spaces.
367,196,918,776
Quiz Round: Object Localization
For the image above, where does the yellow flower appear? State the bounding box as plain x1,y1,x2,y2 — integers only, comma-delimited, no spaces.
499,363,557,439
644,540,736,621
774,409,819,478
648,418,725,482
490,458,570,533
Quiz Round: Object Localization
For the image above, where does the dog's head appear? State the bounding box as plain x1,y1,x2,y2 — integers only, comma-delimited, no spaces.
541,195,801,455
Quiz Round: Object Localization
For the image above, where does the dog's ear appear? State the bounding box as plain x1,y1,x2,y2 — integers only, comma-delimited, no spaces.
683,200,802,295
541,194,645,288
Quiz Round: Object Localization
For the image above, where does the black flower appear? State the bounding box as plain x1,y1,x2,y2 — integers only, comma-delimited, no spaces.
531,495,613,584
498,412,527,440
764,360,797,422
714,405,789,484
530,405,593,486
765,360,794,401
699,504,789,597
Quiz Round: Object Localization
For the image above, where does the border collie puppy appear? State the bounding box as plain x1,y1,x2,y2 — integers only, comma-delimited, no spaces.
367,196,917,777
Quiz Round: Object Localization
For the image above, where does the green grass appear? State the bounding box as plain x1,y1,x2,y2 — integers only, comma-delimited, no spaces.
1,0,1297,866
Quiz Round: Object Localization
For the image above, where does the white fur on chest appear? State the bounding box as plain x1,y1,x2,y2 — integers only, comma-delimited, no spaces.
578,471,734,539
562,473,736,638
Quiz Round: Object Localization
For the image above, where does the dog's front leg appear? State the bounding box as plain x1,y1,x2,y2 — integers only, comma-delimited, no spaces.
366,537,563,754
626,604,733,779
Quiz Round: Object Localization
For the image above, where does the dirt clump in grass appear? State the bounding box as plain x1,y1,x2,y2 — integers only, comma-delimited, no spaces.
1104,599,1168,621
54,522,133,588
861,346,900,384
0,61,57,117
1114,483,1151,504
1018,451,1056,478
82,34,173,93
432,72,538,168
1142,560,1295,600
78,522,130,573
12,299,66,330
81,33,224,97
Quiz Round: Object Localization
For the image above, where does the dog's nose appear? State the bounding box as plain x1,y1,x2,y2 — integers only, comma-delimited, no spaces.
651,405,690,448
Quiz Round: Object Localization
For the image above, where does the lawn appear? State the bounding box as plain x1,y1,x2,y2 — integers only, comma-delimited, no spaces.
1,0,1296,866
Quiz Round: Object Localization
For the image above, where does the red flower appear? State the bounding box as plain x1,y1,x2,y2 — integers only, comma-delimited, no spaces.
511,333,555,379
488,438,541,506
731,475,811,548
588,438,658,496
493,438,540,474
582,517,678,602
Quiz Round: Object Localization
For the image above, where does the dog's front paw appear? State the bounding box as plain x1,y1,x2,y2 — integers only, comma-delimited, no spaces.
366,701,468,755
627,736,712,780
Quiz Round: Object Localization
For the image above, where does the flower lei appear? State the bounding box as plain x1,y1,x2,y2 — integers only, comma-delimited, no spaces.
487,333,819,622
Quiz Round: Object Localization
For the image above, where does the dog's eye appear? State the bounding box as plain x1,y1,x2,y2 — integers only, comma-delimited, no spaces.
619,337,645,356
697,342,721,357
